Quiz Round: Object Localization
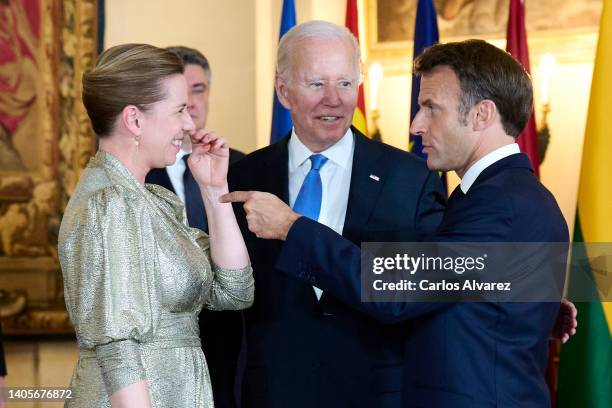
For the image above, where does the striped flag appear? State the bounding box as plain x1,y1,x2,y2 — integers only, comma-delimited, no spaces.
557,1,612,406
270,0,296,144
506,0,540,176
409,0,439,158
345,0,367,136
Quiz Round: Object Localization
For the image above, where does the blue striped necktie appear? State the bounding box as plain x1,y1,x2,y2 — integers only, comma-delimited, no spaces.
293,154,328,221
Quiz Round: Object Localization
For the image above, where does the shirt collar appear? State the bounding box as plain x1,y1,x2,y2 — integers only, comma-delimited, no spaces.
177,148,190,161
460,143,521,193
288,127,354,171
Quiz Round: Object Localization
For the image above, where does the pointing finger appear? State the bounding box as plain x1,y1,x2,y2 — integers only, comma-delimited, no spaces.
219,191,252,203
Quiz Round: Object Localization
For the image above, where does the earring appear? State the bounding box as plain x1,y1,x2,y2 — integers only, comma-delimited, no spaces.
134,137,140,148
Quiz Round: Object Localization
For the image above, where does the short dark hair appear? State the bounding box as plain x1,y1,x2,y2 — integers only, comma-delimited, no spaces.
166,46,211,79
414,39,533,137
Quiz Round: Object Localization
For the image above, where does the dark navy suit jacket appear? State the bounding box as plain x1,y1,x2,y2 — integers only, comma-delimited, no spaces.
146,147,245,408
276,153,569,407
228,129,446,408
146,147,245,203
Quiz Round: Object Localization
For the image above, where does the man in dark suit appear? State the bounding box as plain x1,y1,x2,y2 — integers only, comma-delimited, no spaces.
225,21,446,408
145,46,245,408
225,40,571,407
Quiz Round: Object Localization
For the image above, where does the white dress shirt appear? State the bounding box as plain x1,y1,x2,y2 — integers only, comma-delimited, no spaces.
288,127,355,299
460,143,521,194
166,149,190,203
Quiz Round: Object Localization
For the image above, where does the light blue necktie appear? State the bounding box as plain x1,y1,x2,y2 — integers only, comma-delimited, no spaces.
293,154,328,221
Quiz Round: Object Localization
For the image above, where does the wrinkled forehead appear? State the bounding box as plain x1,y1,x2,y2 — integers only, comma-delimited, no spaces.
290,37,358,78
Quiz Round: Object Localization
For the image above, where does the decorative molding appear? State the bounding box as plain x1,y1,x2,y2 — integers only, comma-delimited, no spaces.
366,0,600,69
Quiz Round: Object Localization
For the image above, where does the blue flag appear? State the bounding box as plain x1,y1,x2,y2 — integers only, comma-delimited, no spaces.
270,0,296,144
409,0,439,158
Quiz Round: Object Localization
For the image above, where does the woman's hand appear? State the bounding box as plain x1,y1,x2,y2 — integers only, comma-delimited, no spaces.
188,130,229,189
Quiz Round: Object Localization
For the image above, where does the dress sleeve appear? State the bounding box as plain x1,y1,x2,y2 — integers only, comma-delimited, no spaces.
60,186,161,394
204,261,254,311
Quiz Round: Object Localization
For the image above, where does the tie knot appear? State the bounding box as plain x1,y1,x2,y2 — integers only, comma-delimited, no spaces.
309,154,328,171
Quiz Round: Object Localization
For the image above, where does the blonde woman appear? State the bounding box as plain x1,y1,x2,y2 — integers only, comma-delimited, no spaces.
59,44,253,407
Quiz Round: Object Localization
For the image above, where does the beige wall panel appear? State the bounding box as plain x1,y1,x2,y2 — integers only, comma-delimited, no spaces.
105,0,256,153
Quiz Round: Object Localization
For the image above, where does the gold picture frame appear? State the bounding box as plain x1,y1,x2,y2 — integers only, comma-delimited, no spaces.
366,0,602,67
0,0,98,335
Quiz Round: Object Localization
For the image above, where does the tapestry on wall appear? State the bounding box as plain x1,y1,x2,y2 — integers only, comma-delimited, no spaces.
0,0,100,335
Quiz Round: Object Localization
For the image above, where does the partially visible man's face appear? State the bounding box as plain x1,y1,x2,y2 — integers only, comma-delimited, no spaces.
184,63,210,130
276,36,359,152
410,65,479,177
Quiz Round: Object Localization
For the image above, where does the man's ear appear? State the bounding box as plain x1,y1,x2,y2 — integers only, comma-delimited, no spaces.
472,99,497,132
121,105,143,136
275,75,292,111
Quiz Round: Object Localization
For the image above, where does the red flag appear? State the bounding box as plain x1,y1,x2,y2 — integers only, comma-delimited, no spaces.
506,0,540,177
508,4,555,401
345,0,368,135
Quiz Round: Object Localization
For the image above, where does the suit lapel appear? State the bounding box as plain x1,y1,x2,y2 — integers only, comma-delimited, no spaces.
342,129,388,244
263,135,290,204
146,168,176,194
269,135,320,306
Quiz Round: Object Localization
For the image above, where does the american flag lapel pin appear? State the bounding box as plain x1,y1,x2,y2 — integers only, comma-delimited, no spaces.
369,174,380,182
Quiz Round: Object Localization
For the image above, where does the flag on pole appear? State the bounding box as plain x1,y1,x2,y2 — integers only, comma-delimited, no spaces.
557,1,612,406
506,0,540,177
409,0,439,158
270,0,296,144
345,0,367,136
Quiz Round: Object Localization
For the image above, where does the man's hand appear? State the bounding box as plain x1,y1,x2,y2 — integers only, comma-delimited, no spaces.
220,191,300,240
552,298,578,344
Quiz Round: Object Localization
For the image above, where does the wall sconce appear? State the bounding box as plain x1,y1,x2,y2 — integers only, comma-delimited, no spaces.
538,53,556,163
368,62,383,141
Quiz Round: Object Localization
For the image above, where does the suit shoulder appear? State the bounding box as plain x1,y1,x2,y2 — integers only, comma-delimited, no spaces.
469,170,568,241
370,140,429,170
230,143,279,170
229,147,247,164
228,143,285,189
366,141,435,186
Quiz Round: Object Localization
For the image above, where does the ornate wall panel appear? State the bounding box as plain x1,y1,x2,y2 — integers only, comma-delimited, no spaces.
0,0,98,335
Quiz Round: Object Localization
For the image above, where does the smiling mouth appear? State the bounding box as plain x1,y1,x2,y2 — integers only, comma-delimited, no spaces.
318,116,342,121
172,138,183,147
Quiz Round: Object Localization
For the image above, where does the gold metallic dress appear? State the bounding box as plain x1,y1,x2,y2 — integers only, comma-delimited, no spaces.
59,151,254,407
